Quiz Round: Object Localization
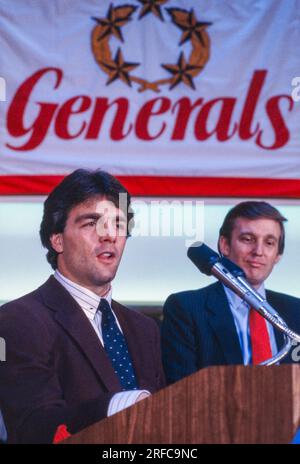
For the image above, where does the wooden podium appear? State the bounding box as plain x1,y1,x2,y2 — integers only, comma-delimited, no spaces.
65,365,300,444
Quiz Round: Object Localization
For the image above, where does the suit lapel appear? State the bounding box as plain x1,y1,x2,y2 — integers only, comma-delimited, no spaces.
40,276,121,391
206,282,244,365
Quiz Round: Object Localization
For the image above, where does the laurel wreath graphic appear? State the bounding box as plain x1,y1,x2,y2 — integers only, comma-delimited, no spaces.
91,0,212,92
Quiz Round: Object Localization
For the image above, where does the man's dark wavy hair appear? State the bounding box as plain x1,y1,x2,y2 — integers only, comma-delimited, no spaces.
218,201,287,255
40,169,134,270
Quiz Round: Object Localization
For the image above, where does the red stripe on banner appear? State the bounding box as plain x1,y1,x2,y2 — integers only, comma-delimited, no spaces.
0,175,300,198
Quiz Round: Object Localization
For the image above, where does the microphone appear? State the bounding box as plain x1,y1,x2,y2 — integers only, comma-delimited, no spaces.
188,242,300,362
187,241,220,275
187,242,282,320
219,256,280,318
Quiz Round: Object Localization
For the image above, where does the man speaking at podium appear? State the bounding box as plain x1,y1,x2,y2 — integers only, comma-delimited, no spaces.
162,201,300,385
0,169,165,443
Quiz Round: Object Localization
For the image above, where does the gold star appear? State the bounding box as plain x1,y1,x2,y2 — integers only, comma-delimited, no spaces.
137,0,168,22
92,4,137,42
100,48,140,87
162,52,202,90
167,8,212,46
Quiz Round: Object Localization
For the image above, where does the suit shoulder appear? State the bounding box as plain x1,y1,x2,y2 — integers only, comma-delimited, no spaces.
0,286,51,336
1,287,41,315
112,300,158,329
266,290,300,307
266,289,300,328
163,282,219,315
164,282,218,303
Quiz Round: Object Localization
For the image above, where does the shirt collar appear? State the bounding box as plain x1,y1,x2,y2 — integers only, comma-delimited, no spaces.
223,281,266,310
54,270,112,320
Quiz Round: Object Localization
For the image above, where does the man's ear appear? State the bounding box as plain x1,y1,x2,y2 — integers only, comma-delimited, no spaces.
274,253,282,265
50,234,63,253
218,235,230,257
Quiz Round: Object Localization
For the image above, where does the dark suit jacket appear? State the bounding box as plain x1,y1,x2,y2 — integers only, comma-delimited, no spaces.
0,276,165,443
161,281,300,385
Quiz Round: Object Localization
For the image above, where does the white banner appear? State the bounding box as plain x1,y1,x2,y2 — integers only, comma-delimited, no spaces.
0,0,299,196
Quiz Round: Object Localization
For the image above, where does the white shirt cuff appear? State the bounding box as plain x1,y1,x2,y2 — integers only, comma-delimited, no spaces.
107,390,150,417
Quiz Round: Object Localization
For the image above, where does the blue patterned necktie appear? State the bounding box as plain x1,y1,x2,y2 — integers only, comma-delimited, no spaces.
96,299,138,391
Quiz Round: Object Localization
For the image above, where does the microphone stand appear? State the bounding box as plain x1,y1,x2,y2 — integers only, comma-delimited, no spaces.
216,258,300,365
187,242,300,366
